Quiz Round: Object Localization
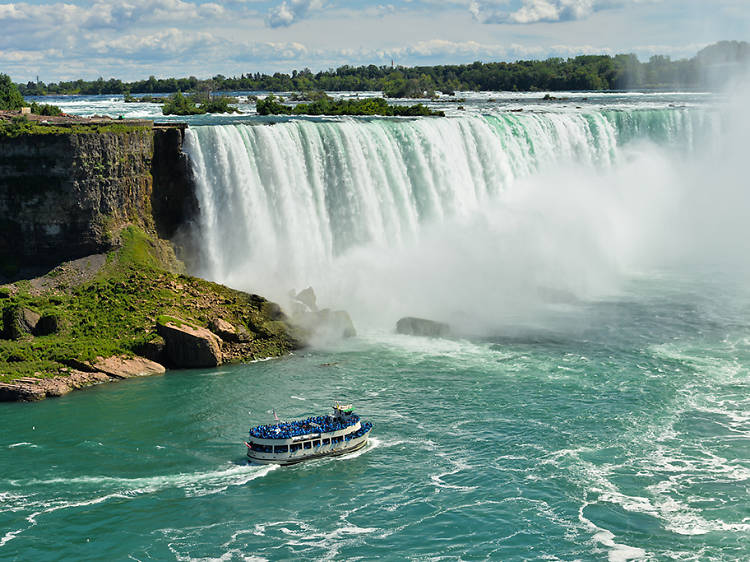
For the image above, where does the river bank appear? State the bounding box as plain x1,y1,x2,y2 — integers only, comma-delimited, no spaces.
0,225,301,401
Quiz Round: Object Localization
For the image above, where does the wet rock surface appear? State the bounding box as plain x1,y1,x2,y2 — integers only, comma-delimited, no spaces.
289,287,356,340
396,316,451,338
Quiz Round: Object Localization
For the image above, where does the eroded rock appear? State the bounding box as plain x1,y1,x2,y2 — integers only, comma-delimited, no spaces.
396,316,451,338
35,313,63,336
208,317,252,343
289,287,356,340
92,355,166,379
2,306,41,339
157,317,223,368
295,287,318,312
0,370,112,402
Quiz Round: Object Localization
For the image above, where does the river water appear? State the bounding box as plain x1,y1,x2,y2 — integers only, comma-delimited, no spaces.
2,91,750,560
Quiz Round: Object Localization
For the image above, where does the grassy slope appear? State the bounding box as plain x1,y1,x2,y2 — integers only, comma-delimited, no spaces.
0,226,298,383
0,121,150,139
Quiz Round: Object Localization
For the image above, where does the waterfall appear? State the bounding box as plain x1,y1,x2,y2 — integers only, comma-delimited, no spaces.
184,108,711,327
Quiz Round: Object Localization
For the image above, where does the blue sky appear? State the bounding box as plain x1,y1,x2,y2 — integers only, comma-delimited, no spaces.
0,0,747,82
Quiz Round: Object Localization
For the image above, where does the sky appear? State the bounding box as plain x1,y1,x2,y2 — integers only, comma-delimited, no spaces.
0,0,748,82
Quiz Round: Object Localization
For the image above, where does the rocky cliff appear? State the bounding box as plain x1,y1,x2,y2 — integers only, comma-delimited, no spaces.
0,124,196,277
0,123,303,402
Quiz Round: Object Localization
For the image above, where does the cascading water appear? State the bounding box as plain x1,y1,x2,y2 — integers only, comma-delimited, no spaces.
184,108,710,329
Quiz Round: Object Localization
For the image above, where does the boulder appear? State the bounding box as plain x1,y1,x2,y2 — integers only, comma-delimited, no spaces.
288,286,355,340
34,313,63,336
295,286,318,312
320,309,357,338
396,316,451,338
132,336,167,364
157,317,223,368
293,308,356,339
92,355,166,379
2,306,41,339
208,318,252,343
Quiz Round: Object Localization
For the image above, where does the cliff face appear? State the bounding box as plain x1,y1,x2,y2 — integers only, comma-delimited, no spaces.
152,125,198,241
0,124,303,402
0,126,196,275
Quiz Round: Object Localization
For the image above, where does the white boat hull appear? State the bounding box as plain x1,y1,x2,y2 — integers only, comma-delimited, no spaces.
247,432,370,466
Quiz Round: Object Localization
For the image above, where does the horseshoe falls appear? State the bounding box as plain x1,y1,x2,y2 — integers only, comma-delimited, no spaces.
4,96,750,562
185,108,715,329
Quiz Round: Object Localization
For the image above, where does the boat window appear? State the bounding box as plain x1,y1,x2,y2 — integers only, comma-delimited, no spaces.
304,441,312,449
290,443,302,452
322,438,330,445
274,445,289,453
250,442,273,453
333,436,343,443
313,440,321,447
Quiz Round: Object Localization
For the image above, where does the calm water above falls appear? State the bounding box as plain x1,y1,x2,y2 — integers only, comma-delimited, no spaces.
3,93,750,561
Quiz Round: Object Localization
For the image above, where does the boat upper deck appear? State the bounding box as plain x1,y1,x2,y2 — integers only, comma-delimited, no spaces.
249,414,361,440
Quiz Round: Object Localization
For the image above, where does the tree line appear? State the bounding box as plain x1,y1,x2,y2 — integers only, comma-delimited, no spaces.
13,41,749,98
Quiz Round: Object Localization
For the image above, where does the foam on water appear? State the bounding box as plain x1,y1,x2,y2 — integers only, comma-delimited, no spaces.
1,464,279,548
17,463,278,494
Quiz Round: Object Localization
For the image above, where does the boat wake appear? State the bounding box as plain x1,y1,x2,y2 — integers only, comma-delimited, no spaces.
0,463,280,548
335,436,381,461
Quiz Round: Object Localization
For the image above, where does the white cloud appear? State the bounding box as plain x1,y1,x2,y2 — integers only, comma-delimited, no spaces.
376,38,617,61
266,0,323,28
90,28,220,57
473,0,642,24
0,0,741,81
0,48,62,62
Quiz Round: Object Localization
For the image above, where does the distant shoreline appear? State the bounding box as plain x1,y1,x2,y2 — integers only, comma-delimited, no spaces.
16,41,748,98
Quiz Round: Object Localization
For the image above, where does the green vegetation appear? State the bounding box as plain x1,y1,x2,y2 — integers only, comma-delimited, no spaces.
161,91,240,115
161,92,204,115
256,94,444,117
14,41,750,98
0,226,297,383
0,116,148,138
201,96,240,114
0,73,25,110
124,93,165,104
29,101,63,116
0,74,60,116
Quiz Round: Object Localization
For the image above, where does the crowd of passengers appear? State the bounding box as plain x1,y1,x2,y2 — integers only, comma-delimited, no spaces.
249,414,361,440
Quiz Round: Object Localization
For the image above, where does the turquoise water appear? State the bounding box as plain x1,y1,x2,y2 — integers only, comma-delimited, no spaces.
2,273,750,560
4,92,749,559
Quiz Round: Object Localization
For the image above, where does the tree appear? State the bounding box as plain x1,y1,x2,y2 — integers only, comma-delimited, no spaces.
0,74,25,110
162,91,204,115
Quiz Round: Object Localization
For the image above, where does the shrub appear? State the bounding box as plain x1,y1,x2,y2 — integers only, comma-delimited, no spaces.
0,74,24,110
30,102,63,116
162,91,204,115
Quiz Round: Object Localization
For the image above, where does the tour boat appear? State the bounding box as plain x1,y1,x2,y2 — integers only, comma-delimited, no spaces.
245,403,373,465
